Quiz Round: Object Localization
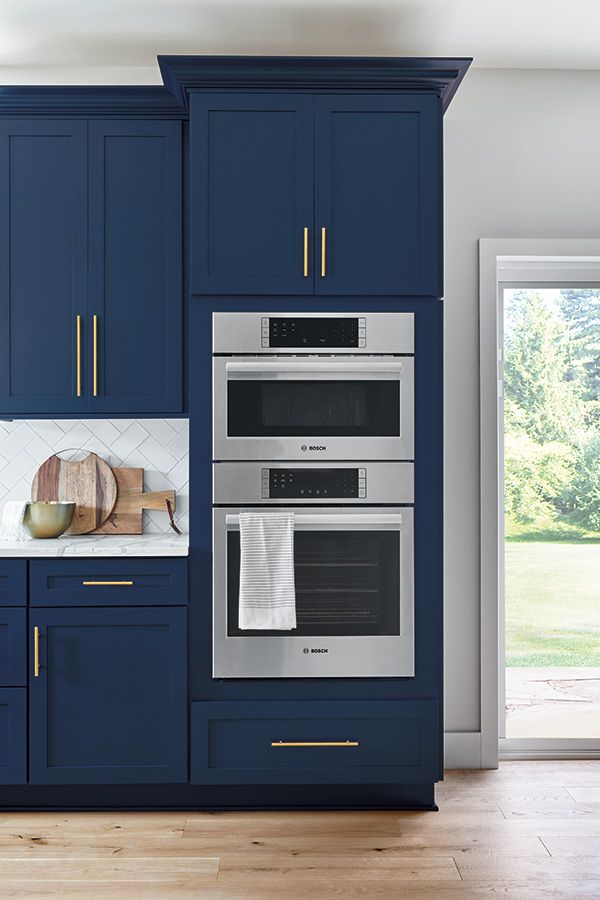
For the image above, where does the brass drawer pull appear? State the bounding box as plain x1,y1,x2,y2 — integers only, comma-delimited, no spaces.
34,626,40,677
271,740,359,748
93,314,98,397
82,580,134,586
303,226,309,277
76,315,82,397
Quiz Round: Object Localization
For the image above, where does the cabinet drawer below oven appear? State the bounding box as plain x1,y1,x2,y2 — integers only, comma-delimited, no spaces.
191,699,440,785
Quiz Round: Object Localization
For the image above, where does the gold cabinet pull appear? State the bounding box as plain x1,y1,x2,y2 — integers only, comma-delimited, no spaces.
82,580,134,586
93,314,98,397
271,741,359,748
34,626,40,677
321,227,326,277
303,226,309,277
76,315,82,397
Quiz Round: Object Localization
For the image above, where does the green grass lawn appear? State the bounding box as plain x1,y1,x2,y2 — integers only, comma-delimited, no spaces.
506,542,600,667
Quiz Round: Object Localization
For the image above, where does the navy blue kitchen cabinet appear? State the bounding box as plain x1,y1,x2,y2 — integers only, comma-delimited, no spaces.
190,93,440,296
88,121,182,412
0,608,26,686
0,119,182,416
30,558,188,607
191,93,314,295
314,95,441,296
29,606,187,784
0,120,87,414
0,560,27,606
0,688,26,784
191,699,440,785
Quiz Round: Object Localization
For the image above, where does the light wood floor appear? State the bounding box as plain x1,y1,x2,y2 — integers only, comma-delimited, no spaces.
1,762,600,898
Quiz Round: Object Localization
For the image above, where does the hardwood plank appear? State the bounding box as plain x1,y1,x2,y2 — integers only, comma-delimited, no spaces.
0,857,219,883
566,786,600,803
456,855,600,881
498,801,600,820
216,859,461,886
541,835,600,857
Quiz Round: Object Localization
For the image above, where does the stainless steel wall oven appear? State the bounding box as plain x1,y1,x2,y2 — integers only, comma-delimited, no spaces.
212,313,415,679
213,313,414,462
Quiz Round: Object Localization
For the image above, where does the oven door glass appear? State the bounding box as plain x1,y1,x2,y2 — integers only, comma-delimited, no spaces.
223,358,409,440
228,380,399,438
227,529,400,637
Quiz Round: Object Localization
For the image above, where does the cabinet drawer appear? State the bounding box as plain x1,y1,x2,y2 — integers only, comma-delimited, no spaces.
0,561,27,607
0,688,26,784
191,700,440,785
30,558,188,606
0,609,26,685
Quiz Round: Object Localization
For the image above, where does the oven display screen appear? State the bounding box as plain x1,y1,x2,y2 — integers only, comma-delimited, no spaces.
268,468,360,499
269,317,360,347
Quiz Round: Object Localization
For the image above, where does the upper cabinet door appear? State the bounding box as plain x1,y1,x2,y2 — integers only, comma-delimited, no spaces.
191,93,314,295
88,121,182,412
0,120,87,414
314,95,441,296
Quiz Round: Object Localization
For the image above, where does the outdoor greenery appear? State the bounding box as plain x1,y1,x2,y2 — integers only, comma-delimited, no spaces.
504,288,600,539
504,289,600,669
505,542,600,667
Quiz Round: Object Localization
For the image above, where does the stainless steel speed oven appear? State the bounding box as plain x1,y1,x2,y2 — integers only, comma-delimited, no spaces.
213,312,414,462
212,461,414,679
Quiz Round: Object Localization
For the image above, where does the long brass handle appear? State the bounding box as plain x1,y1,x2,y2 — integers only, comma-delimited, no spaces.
34,626,39,677
321,227,326,277
93,314,98,397
303,226,309,277
76,315,82,398
82,581,134,586
271,741,359,748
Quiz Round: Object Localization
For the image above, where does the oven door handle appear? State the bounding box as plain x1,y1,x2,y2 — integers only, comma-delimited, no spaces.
225,513,404,528
225,361,405,379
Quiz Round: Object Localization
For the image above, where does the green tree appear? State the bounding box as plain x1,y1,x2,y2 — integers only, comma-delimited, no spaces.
504,291,584,445
558,289,600,425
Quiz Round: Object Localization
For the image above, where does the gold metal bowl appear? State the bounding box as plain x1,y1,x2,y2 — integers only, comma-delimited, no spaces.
24,501,75,539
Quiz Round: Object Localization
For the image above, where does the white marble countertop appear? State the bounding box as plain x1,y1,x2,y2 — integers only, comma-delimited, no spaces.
0,533,189,557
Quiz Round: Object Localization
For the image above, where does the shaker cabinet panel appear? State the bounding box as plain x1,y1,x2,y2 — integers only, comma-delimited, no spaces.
314,95,441,296
191,93,314,295
29,607,187,784
0,688,26,784
0,608,26,686
0,120,87,414
88,121,182,412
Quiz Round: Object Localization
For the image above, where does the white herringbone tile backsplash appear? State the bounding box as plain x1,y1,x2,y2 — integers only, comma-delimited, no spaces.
0,419,189,534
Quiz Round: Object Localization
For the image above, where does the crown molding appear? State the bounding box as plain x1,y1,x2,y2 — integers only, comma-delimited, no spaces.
158,55,472,113
0,86,186,118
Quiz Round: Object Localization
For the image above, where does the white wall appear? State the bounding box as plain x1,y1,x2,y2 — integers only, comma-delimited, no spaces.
443,68,600,761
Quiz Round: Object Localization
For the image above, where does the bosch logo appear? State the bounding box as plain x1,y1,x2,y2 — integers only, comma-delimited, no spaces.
301,445,327,452
303,648,329,654
303,648,310,654
301,445,308,452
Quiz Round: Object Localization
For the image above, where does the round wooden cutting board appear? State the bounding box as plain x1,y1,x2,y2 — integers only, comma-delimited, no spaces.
31,451,118,535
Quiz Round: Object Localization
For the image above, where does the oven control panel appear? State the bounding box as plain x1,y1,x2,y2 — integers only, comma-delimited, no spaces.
262,317,366,349
262,467,366,499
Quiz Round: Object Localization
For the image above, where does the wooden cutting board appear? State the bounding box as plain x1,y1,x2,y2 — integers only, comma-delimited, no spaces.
31,451,118,535
92,468,176,535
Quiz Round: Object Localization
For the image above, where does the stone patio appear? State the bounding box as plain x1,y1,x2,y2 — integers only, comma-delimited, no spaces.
506,666,600,739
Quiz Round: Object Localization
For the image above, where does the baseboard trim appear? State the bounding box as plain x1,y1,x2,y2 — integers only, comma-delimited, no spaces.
444,731,483,769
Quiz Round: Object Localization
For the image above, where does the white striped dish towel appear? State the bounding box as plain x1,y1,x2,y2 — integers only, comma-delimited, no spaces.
0,501,31,541
238,511,296,630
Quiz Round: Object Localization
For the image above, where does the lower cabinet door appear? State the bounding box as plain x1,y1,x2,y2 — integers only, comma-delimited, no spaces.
0,688,26,784
29,607,187,784
191,699,440,785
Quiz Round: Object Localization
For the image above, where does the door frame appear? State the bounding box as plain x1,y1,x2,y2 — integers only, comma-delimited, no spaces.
479,238,600,765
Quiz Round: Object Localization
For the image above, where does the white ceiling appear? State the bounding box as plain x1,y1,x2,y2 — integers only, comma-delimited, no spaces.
0,0,599,84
